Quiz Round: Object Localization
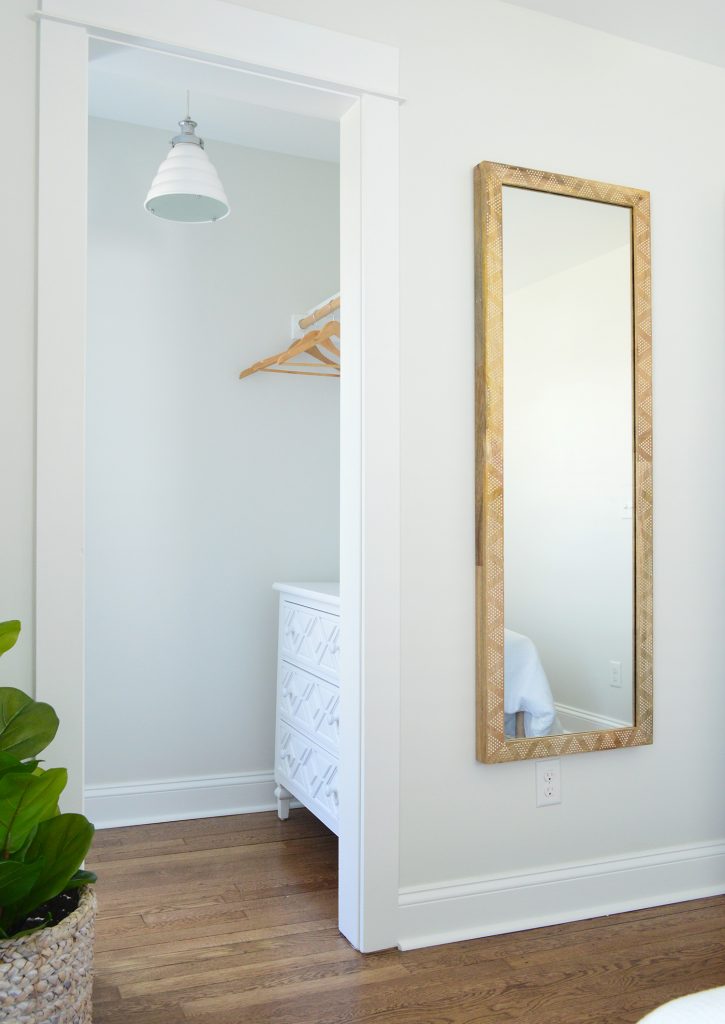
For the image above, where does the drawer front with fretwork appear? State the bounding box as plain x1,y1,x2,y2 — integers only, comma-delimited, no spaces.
279,662,340,755
280,600,340,682
276,720,339,832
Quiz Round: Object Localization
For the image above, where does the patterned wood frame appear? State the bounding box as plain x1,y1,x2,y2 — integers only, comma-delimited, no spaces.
474,161,653,763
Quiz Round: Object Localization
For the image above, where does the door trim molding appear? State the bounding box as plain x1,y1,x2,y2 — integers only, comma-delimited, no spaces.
36,0,400,952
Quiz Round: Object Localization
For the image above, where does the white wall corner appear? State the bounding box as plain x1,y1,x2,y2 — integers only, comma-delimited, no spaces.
397,841,725,950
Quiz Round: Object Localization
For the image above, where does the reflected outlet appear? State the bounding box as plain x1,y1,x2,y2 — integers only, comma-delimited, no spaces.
536,759,561,807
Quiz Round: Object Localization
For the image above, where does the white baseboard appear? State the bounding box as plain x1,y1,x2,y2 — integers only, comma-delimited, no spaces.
555,701,630,732
85,770,299,829
398,840,725,950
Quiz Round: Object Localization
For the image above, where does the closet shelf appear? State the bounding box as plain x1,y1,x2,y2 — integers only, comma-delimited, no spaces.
239,293,340,380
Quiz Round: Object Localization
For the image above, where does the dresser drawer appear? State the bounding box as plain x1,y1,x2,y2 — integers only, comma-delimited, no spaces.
277,721,339,831
280,600,340,681
279,662,340,754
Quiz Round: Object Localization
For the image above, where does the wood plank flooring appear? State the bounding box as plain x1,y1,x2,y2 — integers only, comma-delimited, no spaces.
88,809,725,1023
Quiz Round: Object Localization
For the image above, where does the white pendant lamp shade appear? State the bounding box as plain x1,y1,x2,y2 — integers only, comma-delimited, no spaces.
145,116,230,223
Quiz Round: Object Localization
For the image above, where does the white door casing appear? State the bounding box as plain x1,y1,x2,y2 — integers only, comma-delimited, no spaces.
36,0,401,952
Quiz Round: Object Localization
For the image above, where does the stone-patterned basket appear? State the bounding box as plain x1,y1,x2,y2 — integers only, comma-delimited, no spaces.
0,886,96,1024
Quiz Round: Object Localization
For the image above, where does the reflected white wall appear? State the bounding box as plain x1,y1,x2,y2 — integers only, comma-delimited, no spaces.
503,194,633,725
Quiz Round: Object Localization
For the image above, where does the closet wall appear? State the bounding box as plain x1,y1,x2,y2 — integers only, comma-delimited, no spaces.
85,116,340,825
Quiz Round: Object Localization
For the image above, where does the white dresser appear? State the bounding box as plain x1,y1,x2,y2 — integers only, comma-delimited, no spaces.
272,582,340,835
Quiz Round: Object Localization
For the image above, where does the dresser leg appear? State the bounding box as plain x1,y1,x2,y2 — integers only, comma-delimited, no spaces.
275,784,292,821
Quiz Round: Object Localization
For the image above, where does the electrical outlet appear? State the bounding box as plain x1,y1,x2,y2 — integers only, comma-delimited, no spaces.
610,660,622,687
536,759,561,807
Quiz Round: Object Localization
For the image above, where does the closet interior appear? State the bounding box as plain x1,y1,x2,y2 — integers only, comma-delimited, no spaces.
84,38,343,884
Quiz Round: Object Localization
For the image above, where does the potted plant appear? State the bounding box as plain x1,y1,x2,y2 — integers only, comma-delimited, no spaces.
0,619,96,1024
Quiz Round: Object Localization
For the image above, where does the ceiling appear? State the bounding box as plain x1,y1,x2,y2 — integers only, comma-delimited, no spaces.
501,0,725,69
90,4,725,159
88,40,343,163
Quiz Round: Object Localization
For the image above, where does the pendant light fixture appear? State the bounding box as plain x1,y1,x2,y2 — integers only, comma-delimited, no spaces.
145,93,230,223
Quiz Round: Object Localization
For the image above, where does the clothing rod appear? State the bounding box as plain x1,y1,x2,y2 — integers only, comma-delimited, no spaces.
298,295,341,330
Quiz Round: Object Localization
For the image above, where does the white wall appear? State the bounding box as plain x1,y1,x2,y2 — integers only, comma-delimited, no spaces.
0,0,37,693
234,0,725,941
85,117,339,820
5,0,725,946
504,243,634,725
390,3,725,933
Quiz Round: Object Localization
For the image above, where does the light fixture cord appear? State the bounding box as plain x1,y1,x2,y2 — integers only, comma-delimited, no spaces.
186,89,190,121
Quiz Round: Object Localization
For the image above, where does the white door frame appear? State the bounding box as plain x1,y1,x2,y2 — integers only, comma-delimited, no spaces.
35,0,401,953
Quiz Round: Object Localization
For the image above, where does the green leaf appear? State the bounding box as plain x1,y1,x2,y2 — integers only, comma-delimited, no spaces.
0,768,67,855
66,868,97,889
0,858,43,906
7,814,94,922
0,751,39,782
0,688,59,759
0,621,21,657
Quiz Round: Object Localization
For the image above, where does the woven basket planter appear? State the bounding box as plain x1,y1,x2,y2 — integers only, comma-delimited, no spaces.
0,886,96,1024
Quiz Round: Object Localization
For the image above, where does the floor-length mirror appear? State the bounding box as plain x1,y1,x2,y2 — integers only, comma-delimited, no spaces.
474,161,653,762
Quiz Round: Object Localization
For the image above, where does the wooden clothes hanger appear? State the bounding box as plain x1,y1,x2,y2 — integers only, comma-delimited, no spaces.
239,296,341,380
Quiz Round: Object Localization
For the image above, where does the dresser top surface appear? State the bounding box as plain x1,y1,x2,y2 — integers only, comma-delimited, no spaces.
273,581,340,605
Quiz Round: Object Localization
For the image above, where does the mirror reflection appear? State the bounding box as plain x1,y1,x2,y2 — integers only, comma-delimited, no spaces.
502,186,634,738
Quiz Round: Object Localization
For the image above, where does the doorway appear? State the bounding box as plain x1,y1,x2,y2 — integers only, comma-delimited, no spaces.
84,41,342,834
36,0,400,952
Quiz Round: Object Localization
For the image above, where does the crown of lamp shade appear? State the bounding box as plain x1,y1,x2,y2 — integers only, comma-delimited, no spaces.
144,117,230,223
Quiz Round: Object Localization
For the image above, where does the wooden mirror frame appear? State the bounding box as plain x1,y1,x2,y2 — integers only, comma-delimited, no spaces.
474,161,653,763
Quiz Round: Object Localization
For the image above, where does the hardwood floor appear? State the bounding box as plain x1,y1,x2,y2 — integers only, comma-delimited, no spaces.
88,809,725,1023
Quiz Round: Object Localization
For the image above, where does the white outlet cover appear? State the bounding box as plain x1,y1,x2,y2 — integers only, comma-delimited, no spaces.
536,759,561,806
